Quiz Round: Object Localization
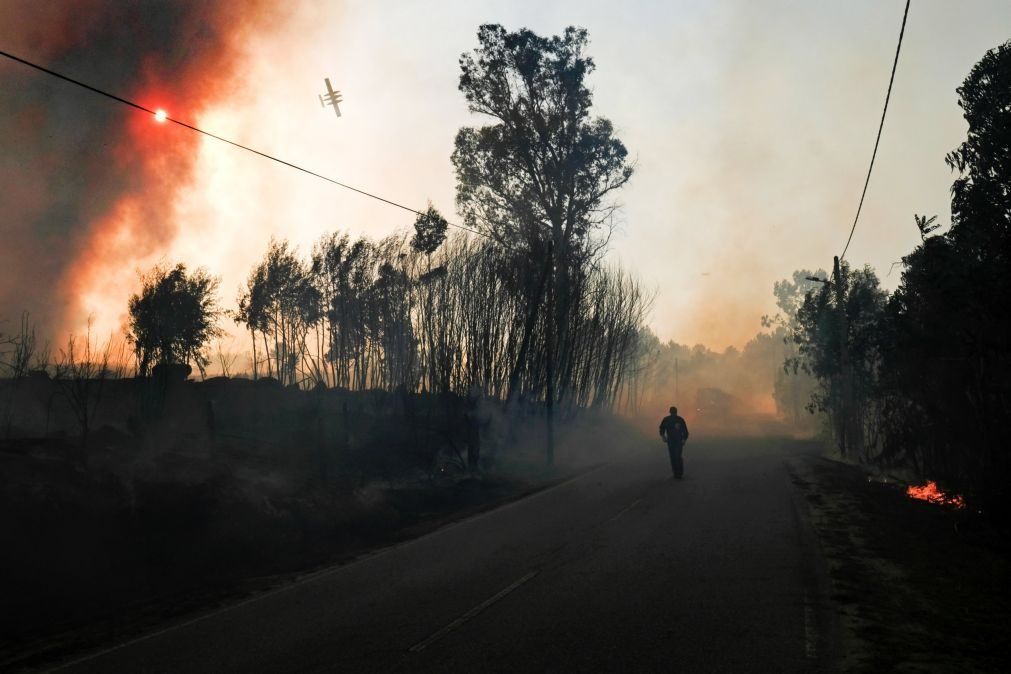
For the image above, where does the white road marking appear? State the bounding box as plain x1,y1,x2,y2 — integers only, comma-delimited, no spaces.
606,498,643,524
408,570,539,653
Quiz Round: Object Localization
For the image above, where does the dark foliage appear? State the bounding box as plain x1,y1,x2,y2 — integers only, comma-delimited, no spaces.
453,24,634,260
795,261,888,461
877,40,1011,520
451,24,639,409
790,41,1011,521
235,239,320,386
411,204,449,256
128,264,222,377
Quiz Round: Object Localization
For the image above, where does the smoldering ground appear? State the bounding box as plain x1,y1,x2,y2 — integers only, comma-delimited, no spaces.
0,1,279,337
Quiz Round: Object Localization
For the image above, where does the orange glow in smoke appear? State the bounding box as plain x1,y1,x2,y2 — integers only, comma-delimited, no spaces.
906,481,965,509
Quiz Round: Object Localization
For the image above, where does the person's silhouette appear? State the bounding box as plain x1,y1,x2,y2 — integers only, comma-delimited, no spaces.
659,406,690,479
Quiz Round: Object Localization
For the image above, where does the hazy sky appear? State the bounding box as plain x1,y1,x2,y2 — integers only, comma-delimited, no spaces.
2,1,1009,351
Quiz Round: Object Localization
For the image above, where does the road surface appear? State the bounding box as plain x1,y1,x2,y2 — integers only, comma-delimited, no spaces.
52,437,838,673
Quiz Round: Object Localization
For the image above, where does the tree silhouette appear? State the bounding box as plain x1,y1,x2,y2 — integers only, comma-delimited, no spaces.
53,322,116,450
878,40,1011,519
128,264,222,377
452,24,635,407
913,214,940,241
310,232,374,389
795,262,887,460
763,271,826,428
236,239,319,387
411,204,449,257
944,40,1011,257
453,24,634,259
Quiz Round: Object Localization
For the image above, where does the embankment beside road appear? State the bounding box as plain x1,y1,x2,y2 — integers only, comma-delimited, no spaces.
787,455,1011,672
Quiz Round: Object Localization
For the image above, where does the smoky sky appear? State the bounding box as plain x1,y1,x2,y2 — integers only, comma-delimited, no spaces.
0,1,276,336
4,1,1009,354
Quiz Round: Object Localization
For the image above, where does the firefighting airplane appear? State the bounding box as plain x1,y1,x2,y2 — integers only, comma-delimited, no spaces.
319,77,343,117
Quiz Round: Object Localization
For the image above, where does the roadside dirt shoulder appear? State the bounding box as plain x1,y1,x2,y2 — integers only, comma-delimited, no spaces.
786,454,1011,673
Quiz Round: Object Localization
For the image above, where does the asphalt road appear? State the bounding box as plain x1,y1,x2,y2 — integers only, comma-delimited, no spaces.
52,436,838,673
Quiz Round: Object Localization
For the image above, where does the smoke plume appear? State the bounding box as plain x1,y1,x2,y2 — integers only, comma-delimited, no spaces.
0,1,277,338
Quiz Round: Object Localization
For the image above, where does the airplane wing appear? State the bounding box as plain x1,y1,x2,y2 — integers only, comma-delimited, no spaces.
320,77,342,117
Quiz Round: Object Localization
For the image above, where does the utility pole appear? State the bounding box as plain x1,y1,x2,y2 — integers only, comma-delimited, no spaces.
674,356,679,405
833,255,852,455
545,240,555,468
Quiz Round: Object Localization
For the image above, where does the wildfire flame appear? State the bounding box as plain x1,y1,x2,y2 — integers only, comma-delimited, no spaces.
906,481,965,509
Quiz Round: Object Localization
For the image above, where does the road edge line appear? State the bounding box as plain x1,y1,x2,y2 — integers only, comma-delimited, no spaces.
407,570,540,653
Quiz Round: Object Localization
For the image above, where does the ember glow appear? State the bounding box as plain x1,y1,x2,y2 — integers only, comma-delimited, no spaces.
906,481,965,509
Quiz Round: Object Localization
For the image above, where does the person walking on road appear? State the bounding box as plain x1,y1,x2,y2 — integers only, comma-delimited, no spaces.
659,406,690,479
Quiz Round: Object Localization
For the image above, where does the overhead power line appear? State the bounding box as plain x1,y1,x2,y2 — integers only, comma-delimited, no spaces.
0,47,493,242
839,0,911,261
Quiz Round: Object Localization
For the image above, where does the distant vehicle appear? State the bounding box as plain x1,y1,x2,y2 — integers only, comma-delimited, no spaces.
319,77,343,117
695,387,739,422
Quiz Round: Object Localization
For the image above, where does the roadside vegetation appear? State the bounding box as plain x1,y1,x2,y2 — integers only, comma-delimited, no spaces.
777,39,1011,673
782,40,1011,526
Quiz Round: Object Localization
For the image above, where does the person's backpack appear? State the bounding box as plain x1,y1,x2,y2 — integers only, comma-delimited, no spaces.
666,417,686,444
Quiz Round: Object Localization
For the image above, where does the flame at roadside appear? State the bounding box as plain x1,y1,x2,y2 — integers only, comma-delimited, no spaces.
906,481,965,509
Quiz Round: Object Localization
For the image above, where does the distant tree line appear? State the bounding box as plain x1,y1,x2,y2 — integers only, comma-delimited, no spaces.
789,40,1011,522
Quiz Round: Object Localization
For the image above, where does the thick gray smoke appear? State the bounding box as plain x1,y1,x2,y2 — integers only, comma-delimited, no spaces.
0,1,278,335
